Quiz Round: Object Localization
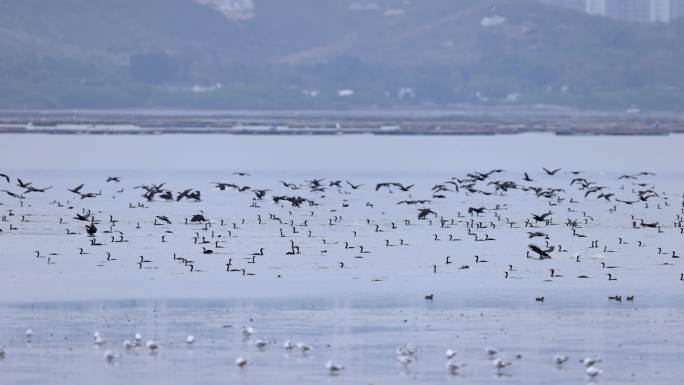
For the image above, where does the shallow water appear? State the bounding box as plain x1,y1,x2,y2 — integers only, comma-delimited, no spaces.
0,133,683,384
1,300,683,385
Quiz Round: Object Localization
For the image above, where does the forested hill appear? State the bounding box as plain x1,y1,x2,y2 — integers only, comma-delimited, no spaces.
0,0,682,111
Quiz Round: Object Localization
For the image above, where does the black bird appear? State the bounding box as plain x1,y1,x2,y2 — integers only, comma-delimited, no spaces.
137,256,152,269
155,215,172,225
253,190,268,199
106,177,121,183
394,183,414,192
79,192,97,200
549,268,563,278
74,211,91,221
398,200,431,205
529,244,553,259
191,214,208,223
16,178,32,189
531,212,552,223
417,208,437,220
24,185,52,194
1,190,24,199
68,184,85,195
468,207,486,215
616,199,639,205
542,168,561,175
85,223,97,236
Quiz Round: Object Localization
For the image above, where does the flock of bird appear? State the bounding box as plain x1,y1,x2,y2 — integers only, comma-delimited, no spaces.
2,324,607,379
3,168,681,283
1,167,683,380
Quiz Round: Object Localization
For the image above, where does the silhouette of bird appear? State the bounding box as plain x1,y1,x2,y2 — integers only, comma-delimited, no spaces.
155,215,172,225
417,208,437,220
543,167,561,175
68,184,85,195
529,244,553,259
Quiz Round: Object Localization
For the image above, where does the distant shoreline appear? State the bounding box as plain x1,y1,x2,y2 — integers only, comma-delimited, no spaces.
0,109,682,136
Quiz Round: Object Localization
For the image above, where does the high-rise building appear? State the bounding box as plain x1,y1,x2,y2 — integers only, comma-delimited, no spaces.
537,0,584,11
650,0,672,22
585,0,607,15
613,0,652,23
671,0,684,18
605,0,628,20
595,0,659,21
539,0,683,21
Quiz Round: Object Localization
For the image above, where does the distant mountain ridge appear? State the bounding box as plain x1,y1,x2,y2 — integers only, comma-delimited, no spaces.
0,0,682,111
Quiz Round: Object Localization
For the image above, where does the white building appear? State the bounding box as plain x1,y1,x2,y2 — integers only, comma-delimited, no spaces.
650,0,672,21
675,0,684,16
540,0,683,21
537,0,584,11
585,0,607,15
673,0,681,15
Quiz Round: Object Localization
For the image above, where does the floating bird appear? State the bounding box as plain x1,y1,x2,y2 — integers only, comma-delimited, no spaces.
103,350,116,363
446,359,466,374
554,355,569,365
325,360,345,374
146,340,159,352
586,366,602,378
493,358,511,369
581,357,601,367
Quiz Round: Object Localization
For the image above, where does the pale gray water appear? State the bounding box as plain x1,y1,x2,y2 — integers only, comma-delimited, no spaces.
1,300,683,385
2,133,684,173
0,133,683,384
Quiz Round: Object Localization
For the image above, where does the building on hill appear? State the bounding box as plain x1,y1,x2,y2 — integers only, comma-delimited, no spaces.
650,0,672,22
585,0,607,15
539,0,682,22
674,0,684,16
538,0,584,11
